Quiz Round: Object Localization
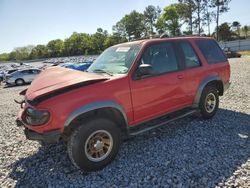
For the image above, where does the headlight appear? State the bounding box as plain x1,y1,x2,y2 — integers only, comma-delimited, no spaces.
25,107,50,126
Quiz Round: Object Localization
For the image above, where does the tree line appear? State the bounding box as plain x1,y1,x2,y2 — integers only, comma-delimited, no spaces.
1,0,249,61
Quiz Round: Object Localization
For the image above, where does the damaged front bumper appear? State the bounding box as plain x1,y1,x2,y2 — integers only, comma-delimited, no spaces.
16,119,61,143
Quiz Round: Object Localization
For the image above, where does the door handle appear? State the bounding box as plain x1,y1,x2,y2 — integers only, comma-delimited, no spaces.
177,75,184,79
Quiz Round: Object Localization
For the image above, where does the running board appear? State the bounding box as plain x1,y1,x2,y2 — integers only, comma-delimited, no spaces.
128,108,197,136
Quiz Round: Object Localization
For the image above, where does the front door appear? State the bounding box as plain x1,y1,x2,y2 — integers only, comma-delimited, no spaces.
129,42,189,124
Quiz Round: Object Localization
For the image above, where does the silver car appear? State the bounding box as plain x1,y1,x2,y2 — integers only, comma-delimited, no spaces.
5,68,41,86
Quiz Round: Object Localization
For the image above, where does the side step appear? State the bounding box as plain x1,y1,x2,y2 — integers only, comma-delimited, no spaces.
128,108,197,136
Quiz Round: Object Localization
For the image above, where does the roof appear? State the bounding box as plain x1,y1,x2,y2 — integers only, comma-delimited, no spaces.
114,36,214,47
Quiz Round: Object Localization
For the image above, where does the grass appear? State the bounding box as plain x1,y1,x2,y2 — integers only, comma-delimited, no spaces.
239,51,250,56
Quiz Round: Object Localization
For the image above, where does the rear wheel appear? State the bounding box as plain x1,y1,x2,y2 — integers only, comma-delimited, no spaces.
15,78,25,86
199,86,219,119
67,118,121,171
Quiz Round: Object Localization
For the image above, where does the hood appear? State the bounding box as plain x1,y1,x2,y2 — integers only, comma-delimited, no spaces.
25,67,109,105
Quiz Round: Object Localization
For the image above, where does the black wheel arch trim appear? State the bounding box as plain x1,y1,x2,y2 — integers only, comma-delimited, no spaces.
193,75,223,108
64,100,128,128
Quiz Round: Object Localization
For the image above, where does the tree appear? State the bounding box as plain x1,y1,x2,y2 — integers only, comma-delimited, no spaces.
159,3,189,36
211,0,231,40
47,39,64,57
92,28,108,54
30,45,48,59
113,10,146,40
143,5,161,36
202,0,216,36
232,21,241,37
13,45,34,60
9,51,17,60
193,0,206,35
216,22,233,41
155,17,167,34
104,34,127,49
64,32,86,56
0,53,10,61
242,25,249,38
178,0,196,34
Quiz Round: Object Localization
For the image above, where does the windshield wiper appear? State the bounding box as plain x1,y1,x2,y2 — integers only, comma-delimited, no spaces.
92,69,113,76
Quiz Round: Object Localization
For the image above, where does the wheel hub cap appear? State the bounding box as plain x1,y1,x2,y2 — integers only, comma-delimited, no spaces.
94,140,104,150
85,130,113,162
205,93,216,113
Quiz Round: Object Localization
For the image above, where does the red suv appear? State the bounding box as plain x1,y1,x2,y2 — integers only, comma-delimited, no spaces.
16,37,230,171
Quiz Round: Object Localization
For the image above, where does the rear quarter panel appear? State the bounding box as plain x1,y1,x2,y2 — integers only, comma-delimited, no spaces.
190,39,230,85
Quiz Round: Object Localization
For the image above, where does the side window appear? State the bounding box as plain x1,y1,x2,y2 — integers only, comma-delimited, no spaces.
21,70,29,74
31,69,39,74
196,39,227,64
141,42,178,75
179,41,201,68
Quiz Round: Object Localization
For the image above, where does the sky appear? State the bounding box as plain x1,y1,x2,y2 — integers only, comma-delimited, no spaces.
0,0,249,53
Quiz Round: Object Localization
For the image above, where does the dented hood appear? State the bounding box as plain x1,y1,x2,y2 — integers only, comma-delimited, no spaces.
25,67,109,104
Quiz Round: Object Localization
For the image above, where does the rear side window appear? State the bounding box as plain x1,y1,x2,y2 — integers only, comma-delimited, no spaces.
178,41,201,68
196,39,227,64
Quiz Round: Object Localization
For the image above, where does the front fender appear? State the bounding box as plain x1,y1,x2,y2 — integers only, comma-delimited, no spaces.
64,100,128,127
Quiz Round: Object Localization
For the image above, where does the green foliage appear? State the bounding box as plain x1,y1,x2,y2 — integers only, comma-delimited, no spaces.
47,39,64,57
143,5,161,36
0,53,9,61
104,34,127,49
12,45,34,60
159,3,189,36
242,25,250,38
30,45,49,59
216,22,233,41
0,28,126,61
113,10,146,40
211,0,231,39
232,21,241,36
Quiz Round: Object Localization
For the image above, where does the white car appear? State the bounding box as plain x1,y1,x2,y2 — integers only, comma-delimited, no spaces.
5,68,41,86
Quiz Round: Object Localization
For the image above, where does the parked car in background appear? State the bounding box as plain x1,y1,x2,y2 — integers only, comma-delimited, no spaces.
223,47,241,58
0,71,4,81
59,62,92,71
3,69,18,78
6,68,41,86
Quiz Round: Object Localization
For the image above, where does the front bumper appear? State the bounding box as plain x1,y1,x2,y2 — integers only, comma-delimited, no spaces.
16,119,61,143
24,129,61,143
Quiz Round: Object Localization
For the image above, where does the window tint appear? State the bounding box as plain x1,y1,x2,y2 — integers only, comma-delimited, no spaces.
21,70,30,74
179,41,201,68
21,70,38,74
196,39,227,64
141,42,178,74
31,69,40,74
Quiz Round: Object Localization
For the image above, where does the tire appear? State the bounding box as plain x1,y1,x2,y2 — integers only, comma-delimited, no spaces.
15,78,25,86
199,86,219,119
67,118,121,171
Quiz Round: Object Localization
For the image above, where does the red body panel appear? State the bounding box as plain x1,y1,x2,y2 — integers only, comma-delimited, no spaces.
18,37,230,134
26,67,108,100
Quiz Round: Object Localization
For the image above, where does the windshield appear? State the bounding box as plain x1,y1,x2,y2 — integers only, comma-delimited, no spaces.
87,44,141,75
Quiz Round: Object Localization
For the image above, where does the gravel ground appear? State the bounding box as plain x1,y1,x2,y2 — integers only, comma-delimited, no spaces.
0,57,249,187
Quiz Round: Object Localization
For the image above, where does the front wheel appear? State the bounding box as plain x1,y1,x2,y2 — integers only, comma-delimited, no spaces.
15,78,25,86
199,86,219,119
67,118,121,171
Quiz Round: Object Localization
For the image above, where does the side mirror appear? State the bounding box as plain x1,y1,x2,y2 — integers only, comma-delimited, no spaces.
138,64,154,77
